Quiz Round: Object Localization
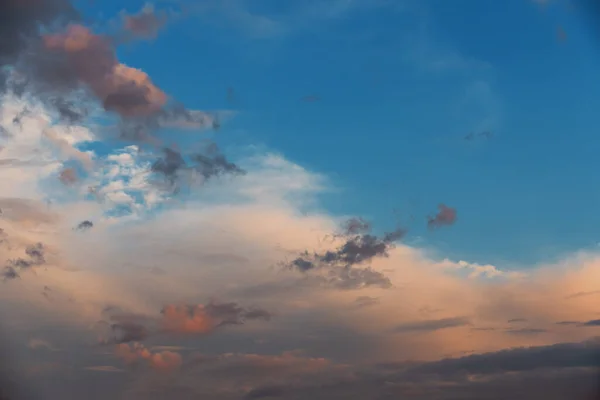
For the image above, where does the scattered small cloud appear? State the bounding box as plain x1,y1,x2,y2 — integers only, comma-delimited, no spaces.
122,3,168,40
427,204,457,229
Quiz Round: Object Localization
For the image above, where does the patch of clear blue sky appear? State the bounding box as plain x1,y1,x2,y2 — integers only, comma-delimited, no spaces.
78,0,600,268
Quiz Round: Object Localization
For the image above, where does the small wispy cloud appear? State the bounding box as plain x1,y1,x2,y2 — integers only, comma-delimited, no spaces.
393,317,471,333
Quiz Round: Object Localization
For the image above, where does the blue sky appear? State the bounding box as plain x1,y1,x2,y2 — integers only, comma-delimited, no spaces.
80,0,600,268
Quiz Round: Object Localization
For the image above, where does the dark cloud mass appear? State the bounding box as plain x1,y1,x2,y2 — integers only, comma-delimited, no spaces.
0,0,78,67
151,143,246,189
2,243,46,281
283,218,404,290
74,220,93,231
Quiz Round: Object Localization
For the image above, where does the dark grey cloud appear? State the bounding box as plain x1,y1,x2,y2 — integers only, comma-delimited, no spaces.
340,217,371,235
203,301,273,326
507,318,528,323
0,0,78,69
282,218,404,290
25,242,45,264
98,311,153,345
393,317,470,333
409,337,600,376
4,243,46,280
582,320,600,327
151,143,246,189
50,97,88,123
427,204,457,229
151,147,186,183
74,220,93,232
2,266,20,281
110,320,149,344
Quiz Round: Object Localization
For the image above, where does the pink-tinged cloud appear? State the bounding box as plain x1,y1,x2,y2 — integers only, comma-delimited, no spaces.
159,302,271,335
427,204,457,229
43,24,167,117
115,342,182,371
123,4,168,40
160,304,219,334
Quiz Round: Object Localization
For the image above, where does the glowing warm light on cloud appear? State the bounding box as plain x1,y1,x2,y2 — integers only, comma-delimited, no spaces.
116,342,182,371
160,304,218,334
43,24,167,117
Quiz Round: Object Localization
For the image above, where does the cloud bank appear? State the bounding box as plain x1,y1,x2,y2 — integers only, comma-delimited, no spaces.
0,1,599,400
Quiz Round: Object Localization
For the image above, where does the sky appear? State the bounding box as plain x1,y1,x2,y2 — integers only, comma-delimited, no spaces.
2,0,600,399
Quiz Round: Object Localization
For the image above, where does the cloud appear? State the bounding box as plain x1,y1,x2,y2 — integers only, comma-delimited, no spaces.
281,218,405,290
508,318,528,323
160,301,272,334
122,3,168,40
0,0,78,70
150,144,246,190
0,0,222,144
505,328,548,335
427,204,457,229
393,317,471,333
2,65,600,399
74,220,93,231
42,24,167,117
116,342,182,371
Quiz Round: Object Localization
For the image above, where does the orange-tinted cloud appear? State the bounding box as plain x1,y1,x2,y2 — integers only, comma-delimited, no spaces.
160,302,271,334
160,304,218,334
123,4,168,40
43,24,167,117
115,342,182,371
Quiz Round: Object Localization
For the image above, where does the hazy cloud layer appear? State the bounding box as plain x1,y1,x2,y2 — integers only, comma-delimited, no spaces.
0,2,598,399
